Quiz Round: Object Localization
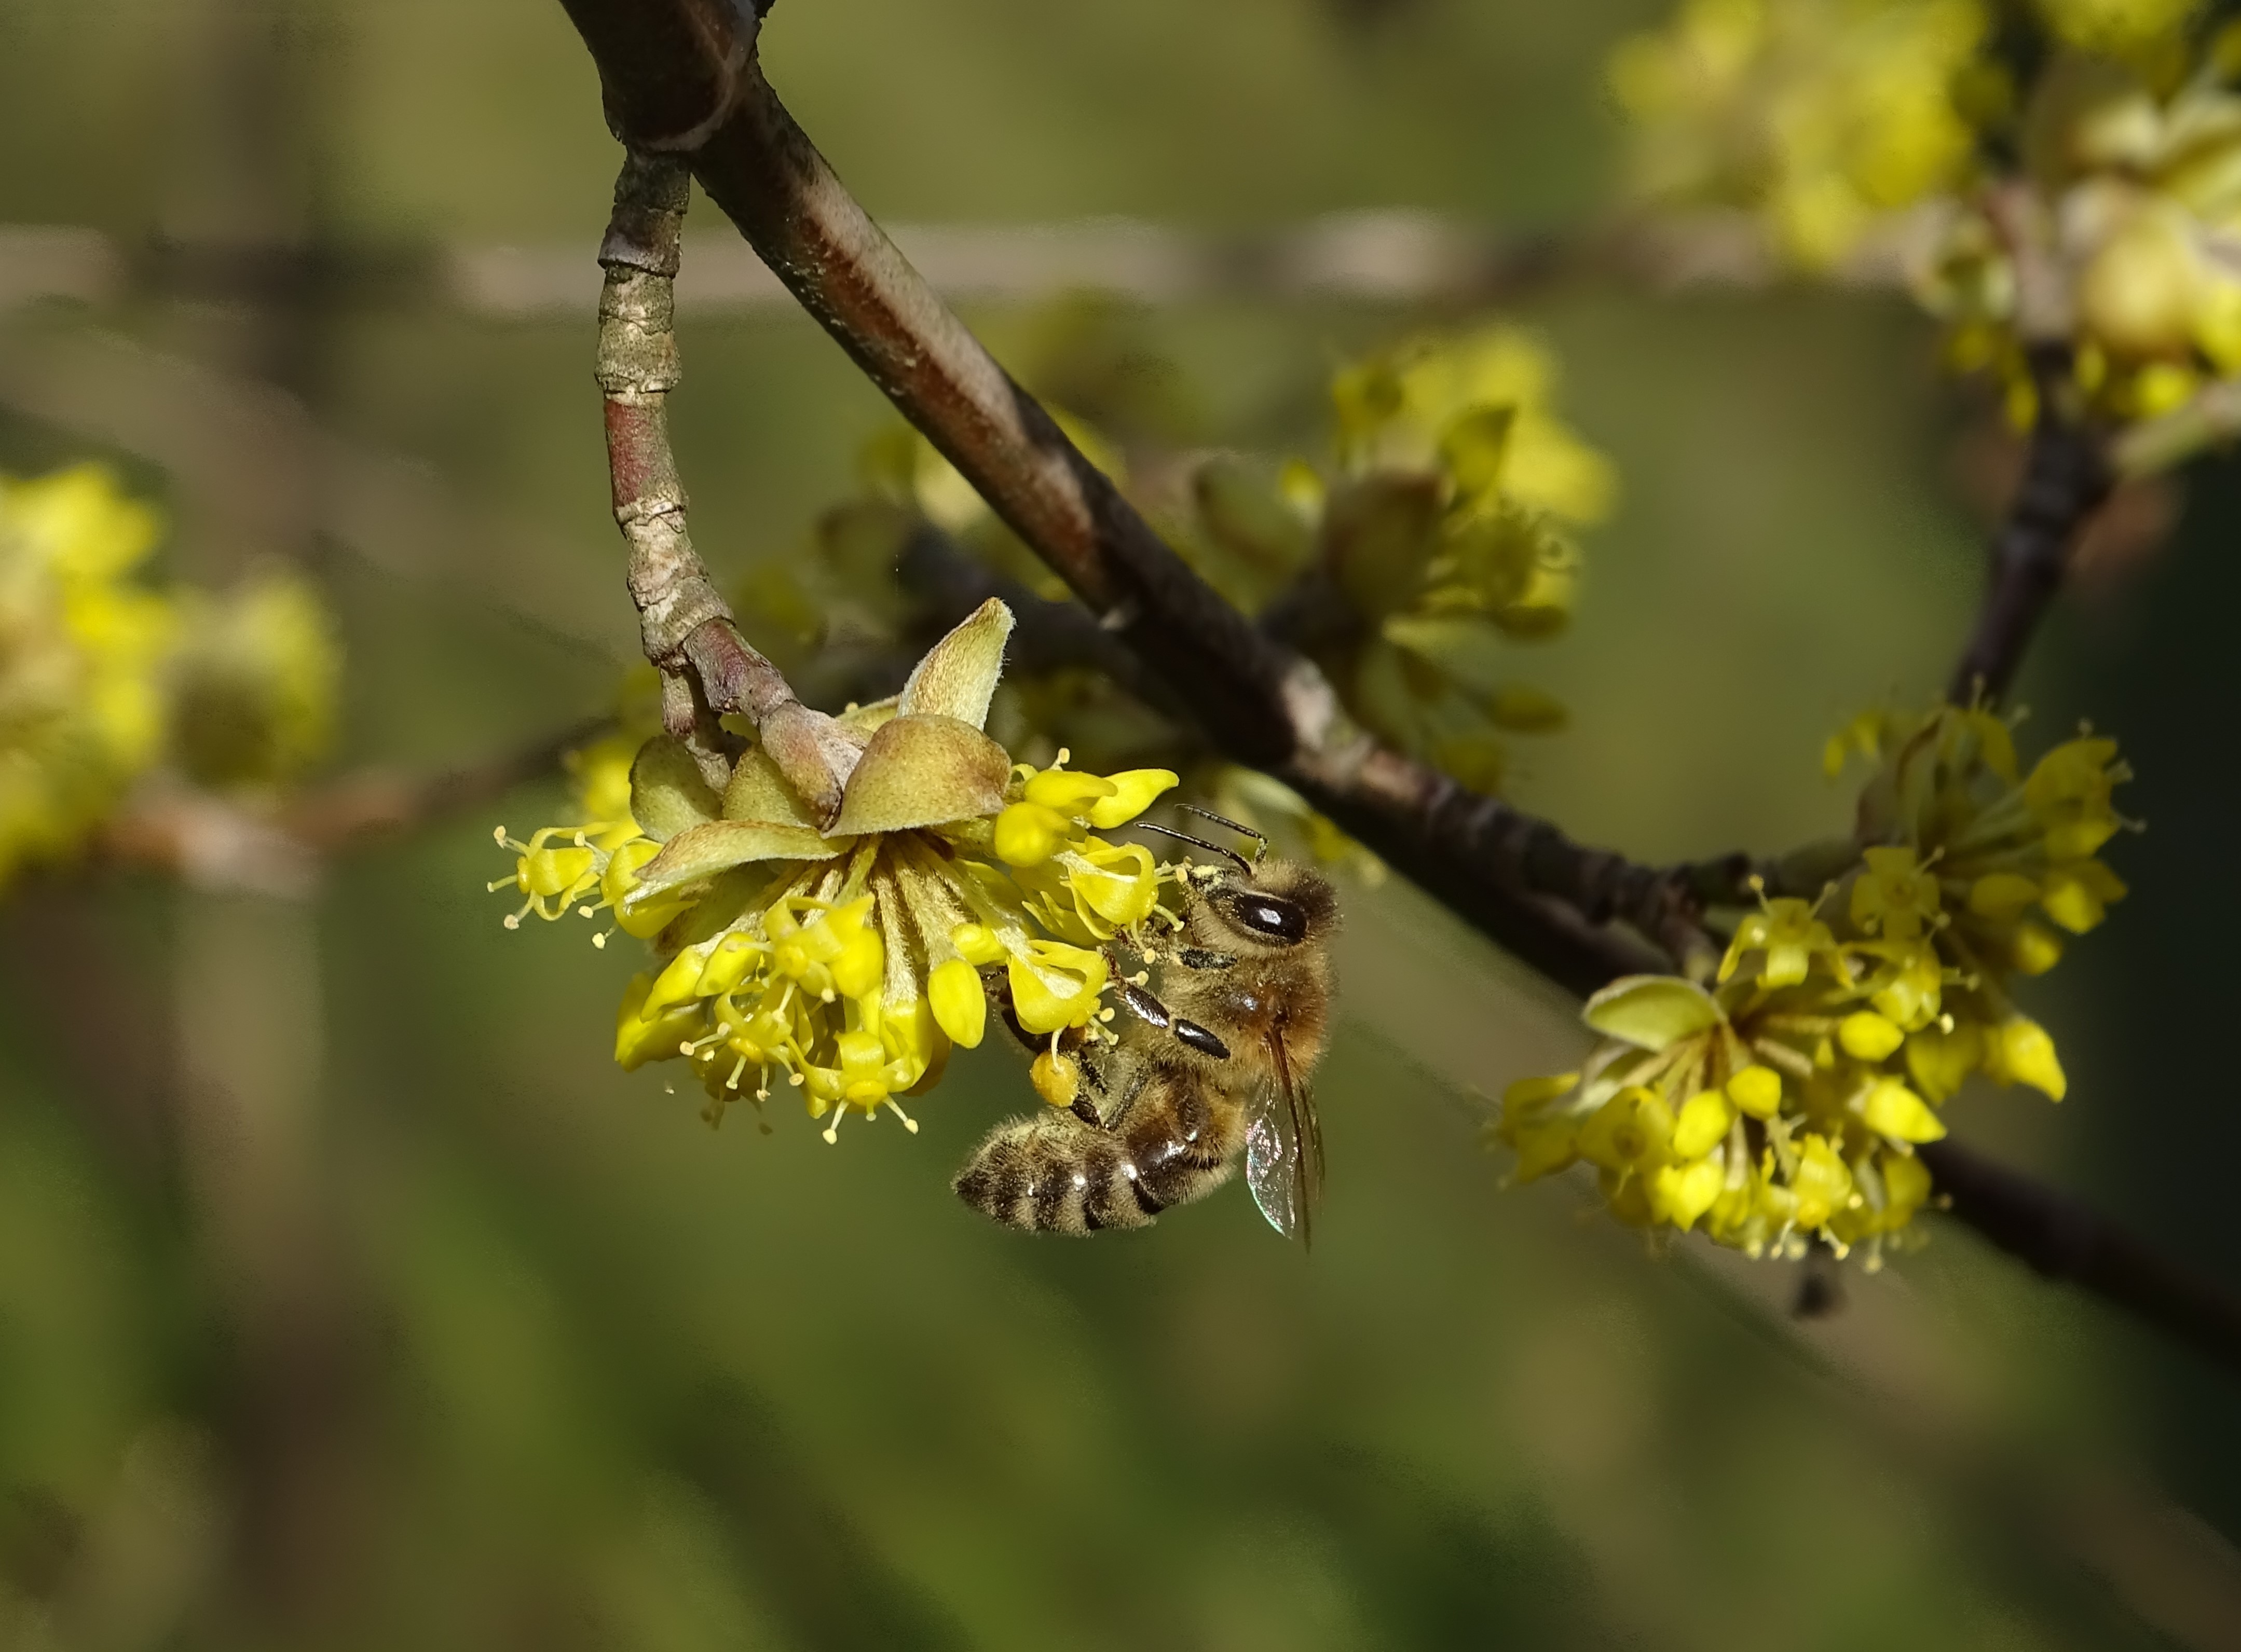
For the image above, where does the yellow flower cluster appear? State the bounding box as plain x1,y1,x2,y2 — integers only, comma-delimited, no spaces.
0,465,174,883
1927,23,2241,425
494,601,1184,1140
1176,326,1610,794
1611,0,1988,268
1497,703,2130,1265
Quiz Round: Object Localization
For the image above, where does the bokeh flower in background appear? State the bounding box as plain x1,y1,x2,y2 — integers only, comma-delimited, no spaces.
0,465,175,886
1610,0,1988,268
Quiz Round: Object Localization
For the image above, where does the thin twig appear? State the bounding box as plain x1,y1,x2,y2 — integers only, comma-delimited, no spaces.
551,0,2241,1376
1947,346,2114,706
595,148,853,816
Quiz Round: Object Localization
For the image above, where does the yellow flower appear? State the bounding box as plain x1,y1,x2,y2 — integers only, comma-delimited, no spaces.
496,600,1188,1141
1849,845,1943,940
1719,895,1843,987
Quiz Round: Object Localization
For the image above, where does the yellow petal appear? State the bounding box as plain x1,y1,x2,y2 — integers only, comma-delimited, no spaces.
950,923,1006,966
1671,1089,1735,1160
1023,769,1116,812
831,926,885,1001
1904,1022,1983,1102
1969,872,2041,921
2040,862,2125,933
1438,403,1516,498
1653,1157,1726,1231
929,957,987,1049
1008,945,1109,1035
1502,1072,1579,1111
993,802,1070,868
614,972,705,1071
1994,1017,2067,1101
2011,920,2064,975
1861,1078,1947,1144
1726,1065,1783,1120
1086,769,1179,830
1837,1011,1905,1062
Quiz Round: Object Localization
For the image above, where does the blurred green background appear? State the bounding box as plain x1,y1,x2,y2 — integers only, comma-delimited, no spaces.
1,0,2237,1646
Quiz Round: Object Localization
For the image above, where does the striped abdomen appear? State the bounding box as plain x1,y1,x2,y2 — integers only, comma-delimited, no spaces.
953,1070,1240,1236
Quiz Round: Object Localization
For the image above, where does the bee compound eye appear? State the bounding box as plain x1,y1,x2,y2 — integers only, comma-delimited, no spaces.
1221,888,1307,945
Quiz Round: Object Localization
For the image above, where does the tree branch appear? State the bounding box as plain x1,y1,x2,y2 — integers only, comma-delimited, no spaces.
101,717,608,889
551,0,2241,1376
1947,346,2114,706
1919,1139,2241,1373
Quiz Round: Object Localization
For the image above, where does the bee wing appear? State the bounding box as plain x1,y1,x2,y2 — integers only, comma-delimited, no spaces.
1244,1029,1324,1247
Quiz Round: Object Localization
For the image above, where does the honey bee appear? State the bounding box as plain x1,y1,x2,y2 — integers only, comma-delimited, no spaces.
953,810,1337,1244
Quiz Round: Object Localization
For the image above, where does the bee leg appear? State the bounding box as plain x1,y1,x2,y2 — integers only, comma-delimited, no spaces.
1115,979,1173,1031
1116,979,1230,1061
1174,947,1236,972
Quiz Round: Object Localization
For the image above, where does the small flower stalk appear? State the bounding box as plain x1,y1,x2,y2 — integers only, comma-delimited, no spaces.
1496,701,2132,1266
494,599,1185,1141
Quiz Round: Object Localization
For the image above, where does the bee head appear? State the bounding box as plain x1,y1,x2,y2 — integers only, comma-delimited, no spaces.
1197,861,1338,954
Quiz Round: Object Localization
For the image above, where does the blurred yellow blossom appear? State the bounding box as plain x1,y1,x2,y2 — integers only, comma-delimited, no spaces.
1611,0,1988,268
167,565,341,793
1922,20,2241,430
0,464,176,884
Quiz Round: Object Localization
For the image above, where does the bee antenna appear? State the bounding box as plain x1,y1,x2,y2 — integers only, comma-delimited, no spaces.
1132,822,1252,876
1175,804,1268,864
